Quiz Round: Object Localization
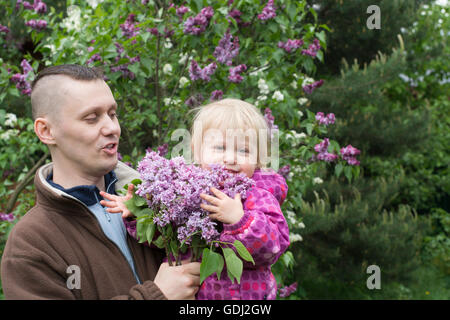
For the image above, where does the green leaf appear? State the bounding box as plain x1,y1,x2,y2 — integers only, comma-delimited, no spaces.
134,196,146,207
353,166,361,180
165,223,173,238
170,239,179,259
233,240,255,265
335,163,343,178
222,248,243,284
200,248,224,284
128,62,140,75
153,235,165,249
280,251,295,271
124,197,139,215
315,31,326,44
131,178,142,186
145,223,156,245
306,123,314,135
344,166,353,183
134,207,152,218
136,219,147,243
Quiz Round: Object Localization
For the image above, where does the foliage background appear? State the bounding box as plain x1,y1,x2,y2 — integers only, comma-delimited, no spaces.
1,0,449,299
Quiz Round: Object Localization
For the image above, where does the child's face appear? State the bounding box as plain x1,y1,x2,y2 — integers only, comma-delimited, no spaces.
199,130,257,178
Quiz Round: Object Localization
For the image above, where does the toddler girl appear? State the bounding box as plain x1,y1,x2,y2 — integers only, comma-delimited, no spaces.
101,98,290,300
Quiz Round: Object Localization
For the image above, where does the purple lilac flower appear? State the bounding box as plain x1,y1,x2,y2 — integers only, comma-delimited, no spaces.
313,138,338,163
11,60,33,96
141,0,149,4
314,138,330,154
157,143,169,157
86,53,102,65
20,59,33,75
278,282,297,298
11,74,31,95
111,64,135,79
0,25,10,34
176,5,189,18
227,9,250,27
17,0,34,10
340,145,361,166
317,152,338,162
264,107,279,138
25,19,47,31
177,211,218,245
33,0,47,14
111,42,139,79
120,14,140,39
114,42,125,57
210,90,223,101
183,6,214,35
302,79,324,94
228,64,247,83
189,60,217,82
258,0,276,21
135,151,254,244
213,30,239,66
278,165,290,180
0,213,15,222
228,9,242,23
200,6,214,19
278,39,304,53
302,39,321,58
315,112,335,126
185,93,204,108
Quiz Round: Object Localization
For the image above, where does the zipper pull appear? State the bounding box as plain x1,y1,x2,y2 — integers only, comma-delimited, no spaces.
95,192,111,222
104,210,111,222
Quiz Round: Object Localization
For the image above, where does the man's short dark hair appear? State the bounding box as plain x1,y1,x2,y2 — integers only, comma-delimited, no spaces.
31,64,104,90
31,65,105,121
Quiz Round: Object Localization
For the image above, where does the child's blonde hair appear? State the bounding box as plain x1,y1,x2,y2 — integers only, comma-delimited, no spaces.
190,98,270,168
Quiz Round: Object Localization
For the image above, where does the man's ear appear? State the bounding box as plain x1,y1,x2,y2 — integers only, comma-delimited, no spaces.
34,117,56,145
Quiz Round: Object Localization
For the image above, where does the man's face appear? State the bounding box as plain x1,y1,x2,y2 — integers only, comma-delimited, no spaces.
50,78,120,178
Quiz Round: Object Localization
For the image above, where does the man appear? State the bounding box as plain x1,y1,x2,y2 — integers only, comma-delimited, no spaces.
1,65,200,299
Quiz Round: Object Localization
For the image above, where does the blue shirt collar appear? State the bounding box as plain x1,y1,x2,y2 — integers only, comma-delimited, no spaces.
46,171,118,206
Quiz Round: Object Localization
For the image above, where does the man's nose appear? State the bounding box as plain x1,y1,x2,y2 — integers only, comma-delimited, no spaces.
101,115,121,137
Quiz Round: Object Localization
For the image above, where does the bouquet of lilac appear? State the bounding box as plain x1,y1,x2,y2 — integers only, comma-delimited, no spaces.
124,151,255,283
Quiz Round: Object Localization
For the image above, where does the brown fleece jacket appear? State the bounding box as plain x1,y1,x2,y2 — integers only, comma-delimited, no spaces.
1,162,167,300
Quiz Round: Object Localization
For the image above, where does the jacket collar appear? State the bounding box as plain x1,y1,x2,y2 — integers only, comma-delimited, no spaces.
46,171,118,206
35,161,141,214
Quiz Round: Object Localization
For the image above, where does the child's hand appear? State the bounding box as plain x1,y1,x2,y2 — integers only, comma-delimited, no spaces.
99,184,135,219
200,187,244,225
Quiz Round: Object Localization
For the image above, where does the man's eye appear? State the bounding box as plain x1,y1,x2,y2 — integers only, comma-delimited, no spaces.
110,112,118,119
85,115,97,121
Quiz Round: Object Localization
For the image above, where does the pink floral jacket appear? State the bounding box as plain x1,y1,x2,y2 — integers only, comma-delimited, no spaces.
196,169,290,300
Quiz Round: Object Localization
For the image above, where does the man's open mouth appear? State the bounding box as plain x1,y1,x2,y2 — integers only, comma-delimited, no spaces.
102,143,118,155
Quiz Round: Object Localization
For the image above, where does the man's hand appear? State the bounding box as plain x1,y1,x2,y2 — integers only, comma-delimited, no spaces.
200,187,244,225
99,184,134,218
153,261,201,300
